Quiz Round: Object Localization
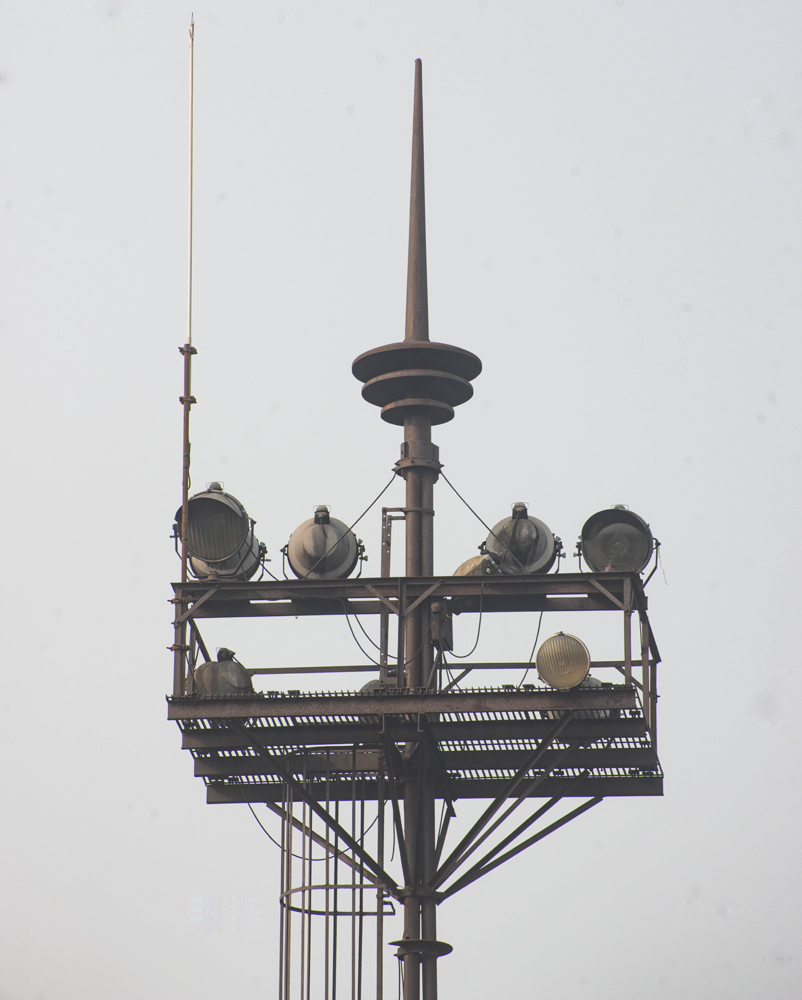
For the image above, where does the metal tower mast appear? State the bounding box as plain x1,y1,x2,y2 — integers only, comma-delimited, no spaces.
168,57,663,1000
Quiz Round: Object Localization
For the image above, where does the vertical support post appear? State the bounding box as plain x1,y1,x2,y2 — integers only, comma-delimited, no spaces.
279,787,286,1000
651,660,658,753
622,576,632,687
377,773,385,1000
284,785,294,1000
380,509,392,680
397,579,407,680
380,509,406,682
641,614,651,731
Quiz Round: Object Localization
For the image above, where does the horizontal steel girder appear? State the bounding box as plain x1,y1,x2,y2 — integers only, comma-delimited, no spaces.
204,775,663,803
168,687,638,721
171,572,645,620
180,717,650,749
193,747,659,778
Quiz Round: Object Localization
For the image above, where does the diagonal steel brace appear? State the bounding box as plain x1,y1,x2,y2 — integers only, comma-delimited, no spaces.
232,721,401,898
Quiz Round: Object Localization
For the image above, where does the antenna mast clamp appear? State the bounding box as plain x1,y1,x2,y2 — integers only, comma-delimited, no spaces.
394,440,442,477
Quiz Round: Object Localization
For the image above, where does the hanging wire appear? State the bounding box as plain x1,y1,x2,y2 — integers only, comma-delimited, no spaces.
301,474,397,579
517,610,545,688
353,612,396,659
248,803,378,861
340,600,434,671
447,585,484,659
341,607,384,667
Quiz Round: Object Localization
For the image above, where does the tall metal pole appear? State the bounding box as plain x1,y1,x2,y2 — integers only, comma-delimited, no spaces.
174,16,197,696
353,57,480,995
401,58,438,1000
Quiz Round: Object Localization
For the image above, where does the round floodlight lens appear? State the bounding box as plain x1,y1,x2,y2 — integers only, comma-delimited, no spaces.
536,633,591,690
580,508,653,574
175,488,264,581
186,496,248,561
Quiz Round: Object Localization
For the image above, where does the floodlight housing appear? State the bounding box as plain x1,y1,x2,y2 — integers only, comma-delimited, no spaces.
194,658,254,697
287,506,362,580
485,502,557,575
194,646,253,698
175,483,264,581
453,553,499,577
536,632,590,690
580,506,653,574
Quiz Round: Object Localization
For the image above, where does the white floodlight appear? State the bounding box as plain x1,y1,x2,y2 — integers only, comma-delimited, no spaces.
286,506,363,580
485,502,557,575
580,506,653,574
453,553,499,576
175,483,265,580
536,632,590,690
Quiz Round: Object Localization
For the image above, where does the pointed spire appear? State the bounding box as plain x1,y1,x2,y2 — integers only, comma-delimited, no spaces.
405,59,429,342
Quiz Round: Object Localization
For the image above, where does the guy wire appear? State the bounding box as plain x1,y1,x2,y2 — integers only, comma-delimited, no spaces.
302,474,397,579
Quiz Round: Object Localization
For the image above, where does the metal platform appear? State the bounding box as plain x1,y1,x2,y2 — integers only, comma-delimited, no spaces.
169,570,661,806
168,684,662,804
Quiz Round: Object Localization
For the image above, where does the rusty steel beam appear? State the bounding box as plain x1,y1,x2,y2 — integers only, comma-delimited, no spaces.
204,775,662,804
173,570,638,604
437,796,604,901
180,717,650,750
244,660,652,676
195,751,383,777
263,801,384,887
192,747,657,779
234,721,402,897
190,595,612,618
168,687,637,722
432,714,572,889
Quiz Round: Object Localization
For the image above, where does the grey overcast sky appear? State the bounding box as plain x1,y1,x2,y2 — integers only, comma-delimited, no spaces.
1,1,800,998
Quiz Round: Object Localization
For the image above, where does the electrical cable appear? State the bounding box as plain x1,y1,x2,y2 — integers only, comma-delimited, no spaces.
301,474,397,579
353,612,396,659
447,585,484,658
248,802,379,862
517,610,544,688
340,605,384,666
340,600,433,671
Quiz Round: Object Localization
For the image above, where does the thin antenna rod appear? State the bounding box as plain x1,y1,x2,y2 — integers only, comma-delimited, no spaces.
187,14,195,347
175,16,198,695
404,58,429,343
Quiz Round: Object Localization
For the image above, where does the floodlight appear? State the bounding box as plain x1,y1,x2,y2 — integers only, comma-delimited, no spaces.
580,505,653,574
572,674,611,719
536,632,590,690
175,483,265,580
194,649,254,697
453,553,499,576
485,502,557,575
287,506,363,580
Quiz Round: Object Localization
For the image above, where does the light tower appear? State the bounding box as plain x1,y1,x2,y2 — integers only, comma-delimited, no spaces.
168,59,663,1000
351,60,482,997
